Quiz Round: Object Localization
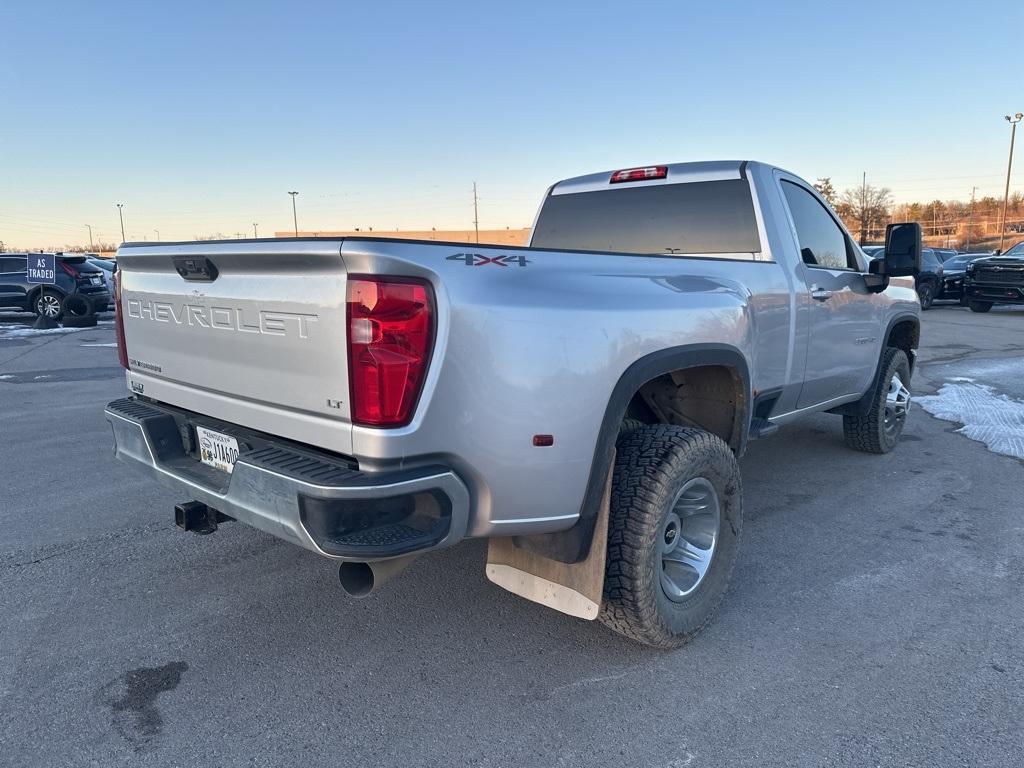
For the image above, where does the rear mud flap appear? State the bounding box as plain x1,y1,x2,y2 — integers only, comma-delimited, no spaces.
485,464,612,620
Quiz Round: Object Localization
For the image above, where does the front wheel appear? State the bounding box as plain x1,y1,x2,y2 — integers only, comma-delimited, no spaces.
843,348,911,454
917,283,934,310
599,425,742,648
34,289,62,319
968,301,992,313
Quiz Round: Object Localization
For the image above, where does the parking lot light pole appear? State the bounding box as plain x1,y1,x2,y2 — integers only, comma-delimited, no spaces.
998,113,1023,253
154,229,160,241
253,222,259,238
966,187,976,252
288,191,299,237
85,224,93,250
116,203,126,243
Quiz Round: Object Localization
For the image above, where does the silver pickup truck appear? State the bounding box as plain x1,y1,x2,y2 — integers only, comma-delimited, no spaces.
106,161,922,647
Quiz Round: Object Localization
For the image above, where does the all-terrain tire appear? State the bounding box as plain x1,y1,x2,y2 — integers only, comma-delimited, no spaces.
968,301,992,313
598,425,742,649
618,418,646,439
60,294,95,326
842,348,911,454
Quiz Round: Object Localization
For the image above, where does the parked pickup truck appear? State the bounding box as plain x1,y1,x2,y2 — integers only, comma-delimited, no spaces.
106,161,922,648
961,240,1024,312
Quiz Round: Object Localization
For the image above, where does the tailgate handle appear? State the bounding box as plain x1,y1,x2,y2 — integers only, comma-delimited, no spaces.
173,257,219,282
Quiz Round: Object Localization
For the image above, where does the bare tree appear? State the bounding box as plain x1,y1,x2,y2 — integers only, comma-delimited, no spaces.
813,177,838,207
838,184,893,244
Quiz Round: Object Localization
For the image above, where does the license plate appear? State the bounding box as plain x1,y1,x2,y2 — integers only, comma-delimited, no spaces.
90,276,103,285
196,426,240,473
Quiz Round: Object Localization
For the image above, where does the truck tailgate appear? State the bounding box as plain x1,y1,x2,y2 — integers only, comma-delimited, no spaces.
116,240,352,454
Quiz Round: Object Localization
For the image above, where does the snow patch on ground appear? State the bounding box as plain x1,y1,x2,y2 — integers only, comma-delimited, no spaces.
0,321,113,339
918,381,1024,460
1,326,83,338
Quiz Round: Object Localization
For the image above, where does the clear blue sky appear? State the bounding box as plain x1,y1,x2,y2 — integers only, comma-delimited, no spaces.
1,0,1022,247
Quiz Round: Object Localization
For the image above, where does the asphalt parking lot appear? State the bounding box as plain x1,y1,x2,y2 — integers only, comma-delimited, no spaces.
2,305,1022,768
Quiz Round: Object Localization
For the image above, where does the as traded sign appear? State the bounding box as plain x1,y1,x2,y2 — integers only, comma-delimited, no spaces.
26,254,56,284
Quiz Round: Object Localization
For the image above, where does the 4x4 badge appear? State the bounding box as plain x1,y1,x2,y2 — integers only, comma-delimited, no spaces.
447,253,529,267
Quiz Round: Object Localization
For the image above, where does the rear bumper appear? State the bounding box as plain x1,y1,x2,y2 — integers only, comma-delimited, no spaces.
104,397,470,560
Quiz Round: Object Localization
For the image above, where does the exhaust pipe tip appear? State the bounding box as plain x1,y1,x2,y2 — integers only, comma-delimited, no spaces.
338,555,420,598
338,562,376,598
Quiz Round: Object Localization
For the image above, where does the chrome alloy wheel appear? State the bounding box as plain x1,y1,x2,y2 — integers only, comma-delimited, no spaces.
660,477,721,601
884,372,911,436
37,293,61,318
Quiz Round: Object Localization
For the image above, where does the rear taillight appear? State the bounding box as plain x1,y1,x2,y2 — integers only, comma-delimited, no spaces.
347,276,434,427
114,271,128,369
59,260,80,278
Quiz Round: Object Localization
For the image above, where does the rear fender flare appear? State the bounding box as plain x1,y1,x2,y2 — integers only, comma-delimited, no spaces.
515,344,751,564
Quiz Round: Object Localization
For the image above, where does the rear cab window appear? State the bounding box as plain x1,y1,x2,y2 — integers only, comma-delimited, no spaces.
530,179,761,257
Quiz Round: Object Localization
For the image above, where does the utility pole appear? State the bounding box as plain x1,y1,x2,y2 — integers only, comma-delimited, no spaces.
998,112,1023,252
472,182,479,243
857,172,867,244
288,191,299,237
966,187,977,252
116,203,125,243
85,224,93,250
252,222,259,238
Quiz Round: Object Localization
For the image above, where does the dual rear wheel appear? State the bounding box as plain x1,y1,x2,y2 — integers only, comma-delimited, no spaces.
600,347,910,648
599,425,742,648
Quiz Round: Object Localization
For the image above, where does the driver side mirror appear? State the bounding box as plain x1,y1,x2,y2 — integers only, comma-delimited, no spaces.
882,222,922,277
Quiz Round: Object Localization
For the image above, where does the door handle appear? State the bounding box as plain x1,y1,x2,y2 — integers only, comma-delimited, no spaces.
810,286,832,301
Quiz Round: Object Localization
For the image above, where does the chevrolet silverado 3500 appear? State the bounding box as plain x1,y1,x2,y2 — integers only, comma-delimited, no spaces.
105,161,922,647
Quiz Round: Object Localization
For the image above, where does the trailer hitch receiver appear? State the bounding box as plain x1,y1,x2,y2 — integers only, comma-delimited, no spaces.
174,501,232,535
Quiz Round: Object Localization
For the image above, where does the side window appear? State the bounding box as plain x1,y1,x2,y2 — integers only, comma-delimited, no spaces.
1,257,26,273
781,181,857,270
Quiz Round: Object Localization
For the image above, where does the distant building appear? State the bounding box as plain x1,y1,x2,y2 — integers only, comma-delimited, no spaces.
271,228,531,246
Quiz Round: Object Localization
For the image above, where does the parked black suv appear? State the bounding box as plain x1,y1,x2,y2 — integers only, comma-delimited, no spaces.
937,253,986,301
915,248,944,310
0,253,112,318
962,241,1024,312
